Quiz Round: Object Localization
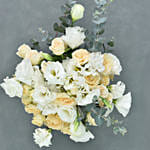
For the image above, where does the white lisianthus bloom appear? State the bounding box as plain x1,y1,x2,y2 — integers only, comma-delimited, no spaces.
57,106,77,123
77,89,100,106
32,66,45,87
44,62,66,85
115,92,132,117
71,4,85,22
1,77,23,98
32,86,56,106
15,59,34,85
33,128,52,148
70,122,94,142
110,81,126,99
62,26,86,49
40,102,58,115
89,52,105,73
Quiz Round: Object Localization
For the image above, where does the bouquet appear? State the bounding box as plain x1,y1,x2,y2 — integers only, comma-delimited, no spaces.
1,0,132,148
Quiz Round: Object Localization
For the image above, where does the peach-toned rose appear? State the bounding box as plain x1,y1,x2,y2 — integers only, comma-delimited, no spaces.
61,122,71,135
85,74,100,86
99,85,109,98
25,104,41,115
45,114,64,130
17,44,31,58
100,75,110,86
49,38,67,55
102,53,114,75
17,44,44,65
21,84,33,105
72,49,89,65
25,50,44,65
54,93,76,106
32,114,45,127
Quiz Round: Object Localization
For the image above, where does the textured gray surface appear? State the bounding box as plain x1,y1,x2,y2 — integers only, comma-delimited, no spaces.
0,0,150,150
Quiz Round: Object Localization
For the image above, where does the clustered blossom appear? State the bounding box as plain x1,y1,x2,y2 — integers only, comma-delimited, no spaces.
0,3,132,148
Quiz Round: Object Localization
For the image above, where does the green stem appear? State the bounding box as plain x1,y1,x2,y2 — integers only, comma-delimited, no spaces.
100,96,112,109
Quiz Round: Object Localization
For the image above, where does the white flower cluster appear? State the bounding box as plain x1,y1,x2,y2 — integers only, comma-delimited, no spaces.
1,22,132,148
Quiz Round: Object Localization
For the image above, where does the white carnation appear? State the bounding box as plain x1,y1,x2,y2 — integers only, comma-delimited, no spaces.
110,81,126,99
77,89,100,106
1,77,23,98
62,26,86,49
44,61,66,85
33,128,52,148
115,92,132,117
107,53,122,75
89,52,105,73
70,122,94,142
15,59,34,85
32,86,56,106
57,106,77,123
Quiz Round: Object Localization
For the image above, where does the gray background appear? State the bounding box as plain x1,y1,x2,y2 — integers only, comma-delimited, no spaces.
0,0,150,150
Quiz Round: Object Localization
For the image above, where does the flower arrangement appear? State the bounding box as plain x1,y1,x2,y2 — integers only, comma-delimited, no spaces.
1,0,132,148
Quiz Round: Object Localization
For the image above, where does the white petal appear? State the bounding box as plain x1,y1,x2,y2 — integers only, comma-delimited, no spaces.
115,92,132,117
111,81,126,99
32,66,45,87
70,123,94,142
62,26,86,49
57,106,77,123
1,77,23,98
15,59,34,85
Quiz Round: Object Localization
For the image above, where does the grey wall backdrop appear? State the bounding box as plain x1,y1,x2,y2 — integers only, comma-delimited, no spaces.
0,0,150,150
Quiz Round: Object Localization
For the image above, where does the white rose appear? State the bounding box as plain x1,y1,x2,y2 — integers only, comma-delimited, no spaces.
15,59,34,85
71,4,85,22
57,106,77,123
115,92,132,117
62,26,86,49
44,61,66,85
70,122,94,142
110,81,126,99
33,128,52,148
1,77,23,98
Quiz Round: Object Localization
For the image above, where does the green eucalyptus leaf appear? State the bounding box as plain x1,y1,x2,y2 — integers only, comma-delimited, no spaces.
113,126,127,136
107,40,114,47
93,17,107,25
53,23,65,33
91,112,104,126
